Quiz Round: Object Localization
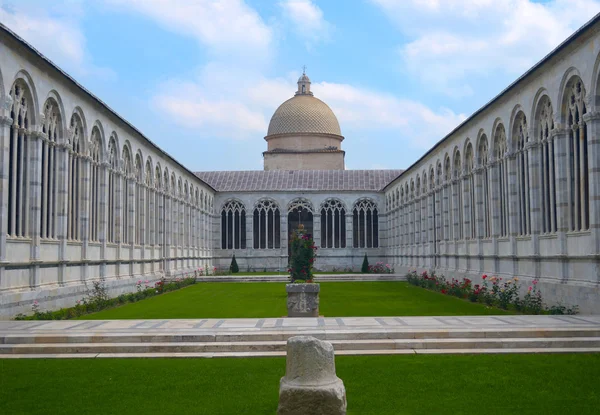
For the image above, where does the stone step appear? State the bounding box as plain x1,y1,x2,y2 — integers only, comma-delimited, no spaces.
3,347,600,359
3,327,599,345
2,337,600,355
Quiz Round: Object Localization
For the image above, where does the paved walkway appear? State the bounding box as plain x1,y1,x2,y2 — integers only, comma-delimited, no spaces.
2,314,600,335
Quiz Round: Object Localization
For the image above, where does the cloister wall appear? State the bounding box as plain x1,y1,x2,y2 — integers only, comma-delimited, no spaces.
382,19,600,313
0,28,215,318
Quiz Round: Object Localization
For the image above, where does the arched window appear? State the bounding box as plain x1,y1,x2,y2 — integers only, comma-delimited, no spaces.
178,179,183,246
8,80,32,237
353,199,378,248
478,135,491,238
537,97,556,233
494,125,509,237
171,174,177,246
155,166,162,246
89,128,101,242
565,78,588,231
41,98,60,239
253,200,280,249
122,146,132,244
134,154,143,245
320,199,346,248
68,114,84,240
444,155,452,241
465,143,475,239
221,200,246,249
453,150,463,241
436,162,443,242
184,182,190,247
145,160,153,245
107,137,118,243
513,112,530,235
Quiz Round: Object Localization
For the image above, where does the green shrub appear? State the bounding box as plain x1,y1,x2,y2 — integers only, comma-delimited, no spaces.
361,254,369,273
230,255,239,274
288,225,317,282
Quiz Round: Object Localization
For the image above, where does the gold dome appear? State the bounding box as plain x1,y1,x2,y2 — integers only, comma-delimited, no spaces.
266,94,342,137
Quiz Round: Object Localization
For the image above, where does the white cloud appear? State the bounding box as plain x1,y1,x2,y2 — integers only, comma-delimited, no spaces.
279,0,332,46
152,64,465,150
104,0,273,61
371,0,600,96
0,3,114,80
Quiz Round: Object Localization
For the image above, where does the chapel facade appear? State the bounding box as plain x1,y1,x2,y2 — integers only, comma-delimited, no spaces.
2,14,600,318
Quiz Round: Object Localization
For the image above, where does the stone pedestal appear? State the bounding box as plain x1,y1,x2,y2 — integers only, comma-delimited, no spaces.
286,283,320,317
278,336,347,415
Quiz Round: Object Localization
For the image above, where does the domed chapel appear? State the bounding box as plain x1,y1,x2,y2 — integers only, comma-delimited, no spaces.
2,14,600,317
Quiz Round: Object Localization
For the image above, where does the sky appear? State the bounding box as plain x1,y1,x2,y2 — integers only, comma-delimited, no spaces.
1,0,599,171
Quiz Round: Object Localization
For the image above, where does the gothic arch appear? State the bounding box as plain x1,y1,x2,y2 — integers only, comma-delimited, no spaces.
43,90,67,139
12,69,39,126
287,198,314,213
558,68,585,124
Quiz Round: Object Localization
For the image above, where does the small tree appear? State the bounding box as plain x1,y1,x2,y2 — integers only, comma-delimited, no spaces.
288,225,317,282
229,254,239,274
361,254,369,273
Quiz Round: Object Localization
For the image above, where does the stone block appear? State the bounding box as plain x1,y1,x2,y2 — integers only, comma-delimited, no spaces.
286,283,320,317
278,336,347,415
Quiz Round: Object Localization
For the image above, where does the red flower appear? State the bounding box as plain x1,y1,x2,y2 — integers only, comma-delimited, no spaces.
441,289,447,294
482,275,487,280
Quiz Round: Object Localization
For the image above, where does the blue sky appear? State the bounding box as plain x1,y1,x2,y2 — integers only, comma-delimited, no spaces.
2,0,599,171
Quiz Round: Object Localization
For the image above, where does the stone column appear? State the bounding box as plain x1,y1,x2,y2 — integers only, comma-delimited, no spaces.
28,128,43,288
0,97,12,289
163,193,171,275
552,127,570,278
114,170,123,278
584,112,600,257
80,156,91,283
99,161,109,278
473,164,484,272
526,137,542,278
313,211,321,251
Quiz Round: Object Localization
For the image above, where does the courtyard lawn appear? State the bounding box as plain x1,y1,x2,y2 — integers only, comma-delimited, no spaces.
2,354,599,414
81,281,510,319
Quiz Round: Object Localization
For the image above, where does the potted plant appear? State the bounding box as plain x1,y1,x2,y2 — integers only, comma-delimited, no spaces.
286,225,319,317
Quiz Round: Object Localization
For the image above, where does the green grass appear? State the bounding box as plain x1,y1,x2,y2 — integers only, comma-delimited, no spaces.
2,354,599,414
81,282,509,319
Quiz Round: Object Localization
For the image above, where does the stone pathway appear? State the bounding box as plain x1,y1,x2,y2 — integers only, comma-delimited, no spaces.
1,315,599,358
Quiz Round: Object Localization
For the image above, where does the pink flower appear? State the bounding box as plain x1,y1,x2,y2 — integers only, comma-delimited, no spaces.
533,280,538,285
528,286,532,291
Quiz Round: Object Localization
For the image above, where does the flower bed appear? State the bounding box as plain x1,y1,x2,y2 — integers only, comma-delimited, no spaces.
14,276,197,320
406,271,579,315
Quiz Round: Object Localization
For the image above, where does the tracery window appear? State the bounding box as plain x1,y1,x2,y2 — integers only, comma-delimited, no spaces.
320,199,346,248
566,79,588,231
436,163,443,242
221,200,246,249
253,200,281,249
443,156,451,241
478,135,491,238
89,128,101,242
465,143,475,239
155,167,163,246
107,138,118,243
453,150,463,241
122,147,133,244
8,81,32,238
353,199,378,248
134,154,143,245
68,115,84,240
145,161,153,245
514,112,530,235
41,99,60,239
494,125,509,237
538,97,556,234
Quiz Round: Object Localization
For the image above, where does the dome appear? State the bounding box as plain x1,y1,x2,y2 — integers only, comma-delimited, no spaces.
267,94,342,136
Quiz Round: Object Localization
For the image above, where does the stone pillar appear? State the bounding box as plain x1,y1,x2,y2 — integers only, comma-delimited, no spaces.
584,112,600,257
553,128,570,279
526,138,542,278
0,97,12,289
278,336,347,415
28,129,43,288
114,170,123,278
99,162,109,278
313,211,321,250
473,165,484,272
80,156,91,283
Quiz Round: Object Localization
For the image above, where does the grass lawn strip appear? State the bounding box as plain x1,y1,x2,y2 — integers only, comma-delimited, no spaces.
81,281,510,319
1,354,598,414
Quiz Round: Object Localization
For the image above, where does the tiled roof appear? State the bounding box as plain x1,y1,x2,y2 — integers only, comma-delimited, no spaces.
195,170,403,192
267,95,342,137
